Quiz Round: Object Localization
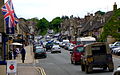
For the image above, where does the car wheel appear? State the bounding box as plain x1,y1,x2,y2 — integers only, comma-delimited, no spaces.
85,65,91,74
71,59,73,64
108,64,114,72
85,65,88,73
81,64,85,71
44,55,47,58
74,61,77,65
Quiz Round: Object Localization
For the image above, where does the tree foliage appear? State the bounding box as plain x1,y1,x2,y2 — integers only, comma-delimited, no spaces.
100,8,120,41
36,18,50,31
28,17,63,35
50,17,63,32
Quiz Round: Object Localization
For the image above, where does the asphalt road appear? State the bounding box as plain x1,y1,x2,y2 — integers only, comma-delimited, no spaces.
35,48,120,75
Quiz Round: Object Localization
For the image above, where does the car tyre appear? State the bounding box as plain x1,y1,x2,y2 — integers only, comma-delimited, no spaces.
81,64,85,71
74,61,78,65
85,65,91,74
71,59,73,64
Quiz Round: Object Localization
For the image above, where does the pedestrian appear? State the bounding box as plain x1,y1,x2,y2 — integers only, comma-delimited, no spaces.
13,49,17,59
8,50,12,60
20,46,26,63
16,48,20,54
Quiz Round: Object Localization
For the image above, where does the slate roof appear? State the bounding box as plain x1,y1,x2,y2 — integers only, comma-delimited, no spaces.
81,11,113,33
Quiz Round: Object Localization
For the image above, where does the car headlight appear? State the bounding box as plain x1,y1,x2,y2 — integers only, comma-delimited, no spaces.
118,50,120,52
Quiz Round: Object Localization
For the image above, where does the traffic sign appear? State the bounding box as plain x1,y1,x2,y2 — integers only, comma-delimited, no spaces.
7,60,17,73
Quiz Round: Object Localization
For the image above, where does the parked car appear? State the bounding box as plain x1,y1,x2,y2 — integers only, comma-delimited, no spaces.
61,40,69,48
45,41,53,51
33,44,42,52
109,42,120,49
70,45,84,65
81,42,114,73
64,42,71,50
68,44,75,51
51,44,61,53
34,47,47,59
111,47,120,55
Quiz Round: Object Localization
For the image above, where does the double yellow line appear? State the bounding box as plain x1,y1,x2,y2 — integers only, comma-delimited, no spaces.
35,67,46,75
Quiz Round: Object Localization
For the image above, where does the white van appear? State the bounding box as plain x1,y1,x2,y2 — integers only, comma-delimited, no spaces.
77,36,96,45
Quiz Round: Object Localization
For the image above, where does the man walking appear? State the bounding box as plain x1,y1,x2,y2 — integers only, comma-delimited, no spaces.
20,46,26,63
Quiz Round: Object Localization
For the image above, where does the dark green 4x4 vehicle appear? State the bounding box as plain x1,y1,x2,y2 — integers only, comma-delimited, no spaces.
81,42,114,73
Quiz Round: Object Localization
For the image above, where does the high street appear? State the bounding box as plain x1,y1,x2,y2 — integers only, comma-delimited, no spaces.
35,48,120,75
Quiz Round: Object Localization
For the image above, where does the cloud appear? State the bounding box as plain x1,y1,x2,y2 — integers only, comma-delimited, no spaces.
4,0,120,21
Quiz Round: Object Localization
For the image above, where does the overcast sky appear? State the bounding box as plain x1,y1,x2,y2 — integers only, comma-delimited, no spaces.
5,0,120,21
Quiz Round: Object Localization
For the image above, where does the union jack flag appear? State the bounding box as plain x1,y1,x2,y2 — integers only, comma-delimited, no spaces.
1,0,18,34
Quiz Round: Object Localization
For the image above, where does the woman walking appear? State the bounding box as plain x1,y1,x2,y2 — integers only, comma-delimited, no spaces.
20,46,26,63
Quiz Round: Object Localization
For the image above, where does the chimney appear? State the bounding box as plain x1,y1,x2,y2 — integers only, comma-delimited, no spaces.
113,2,117,11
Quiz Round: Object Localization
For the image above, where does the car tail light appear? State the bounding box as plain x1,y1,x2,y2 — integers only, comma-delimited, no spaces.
87,57,93,63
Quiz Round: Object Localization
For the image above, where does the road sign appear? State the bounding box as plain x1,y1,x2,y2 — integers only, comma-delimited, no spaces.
7,60,17,73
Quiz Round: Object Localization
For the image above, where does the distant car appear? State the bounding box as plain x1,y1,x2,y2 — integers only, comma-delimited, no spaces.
68,44,75,51
51,44,61,53
64,43,71,50
43,41,47,48
34,47,47,59
45,41,53,51
70,45,84,65
33,44,42,52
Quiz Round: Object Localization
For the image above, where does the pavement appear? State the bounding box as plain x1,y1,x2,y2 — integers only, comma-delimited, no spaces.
9,44,41,75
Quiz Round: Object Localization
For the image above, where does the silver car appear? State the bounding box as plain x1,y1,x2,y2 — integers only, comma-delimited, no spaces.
51,44,61,53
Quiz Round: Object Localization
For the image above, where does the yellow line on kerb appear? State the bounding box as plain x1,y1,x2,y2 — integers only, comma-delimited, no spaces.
38,67,47,75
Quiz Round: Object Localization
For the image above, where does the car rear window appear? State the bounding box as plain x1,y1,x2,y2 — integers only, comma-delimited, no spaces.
36,48,45,53
76,47,84,52
92,45,106,55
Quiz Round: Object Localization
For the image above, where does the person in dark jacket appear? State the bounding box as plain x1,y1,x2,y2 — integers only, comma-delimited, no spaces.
20,46,26,63
13,49,17,59
8,50,12,60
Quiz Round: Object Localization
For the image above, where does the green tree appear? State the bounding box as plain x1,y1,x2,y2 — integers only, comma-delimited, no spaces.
36,18,50,35
50,17,63,33
100,9,120,41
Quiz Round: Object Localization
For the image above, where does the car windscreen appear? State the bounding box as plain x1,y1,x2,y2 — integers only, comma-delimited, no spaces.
35,48,45,53
76,47,84,52
92,45,106,55
115,42,120,46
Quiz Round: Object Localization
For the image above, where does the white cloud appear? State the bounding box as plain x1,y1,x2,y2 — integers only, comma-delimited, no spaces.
4,0,120,21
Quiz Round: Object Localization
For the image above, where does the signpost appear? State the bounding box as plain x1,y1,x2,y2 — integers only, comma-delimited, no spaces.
7,60,17,75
